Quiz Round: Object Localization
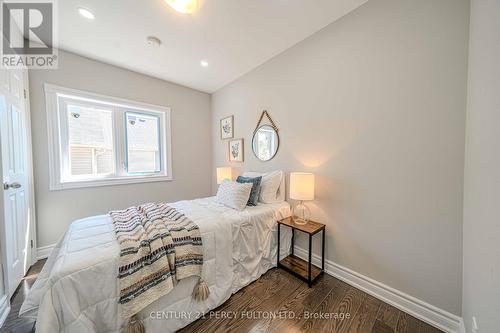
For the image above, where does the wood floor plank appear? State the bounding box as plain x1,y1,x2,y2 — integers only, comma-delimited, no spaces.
300,279,351,332
376,303,401,330
348,294,382,333
318,285,366,332
396,312,421,333
372,320,396,333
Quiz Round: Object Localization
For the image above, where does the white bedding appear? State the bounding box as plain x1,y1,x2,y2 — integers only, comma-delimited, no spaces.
20,197,291,333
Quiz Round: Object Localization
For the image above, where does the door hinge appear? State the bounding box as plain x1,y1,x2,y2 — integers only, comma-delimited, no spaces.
23,89,27,99
30,239,33,248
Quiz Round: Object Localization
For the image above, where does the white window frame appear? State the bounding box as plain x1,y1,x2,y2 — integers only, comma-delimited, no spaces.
45,83,173,191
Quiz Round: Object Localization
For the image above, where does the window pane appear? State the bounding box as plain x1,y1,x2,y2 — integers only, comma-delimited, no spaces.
126,112,161,173
67,104,114,177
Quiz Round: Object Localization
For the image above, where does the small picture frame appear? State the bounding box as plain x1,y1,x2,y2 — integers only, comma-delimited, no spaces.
220,115,234,140
228,138,244,162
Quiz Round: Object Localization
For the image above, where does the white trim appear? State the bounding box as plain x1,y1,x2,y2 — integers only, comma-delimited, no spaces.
44,83,173,191
49,174,173,191
36,244,56,260
23,71,37,266
0,295,10,329
44,83,172,112
293,246,463,333
459,318,466,333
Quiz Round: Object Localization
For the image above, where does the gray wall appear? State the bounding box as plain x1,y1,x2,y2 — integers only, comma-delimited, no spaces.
462,0,500,331
30,50,212,248
212,0,469,314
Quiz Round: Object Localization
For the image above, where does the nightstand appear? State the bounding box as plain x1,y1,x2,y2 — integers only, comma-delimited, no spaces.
277,217,325,287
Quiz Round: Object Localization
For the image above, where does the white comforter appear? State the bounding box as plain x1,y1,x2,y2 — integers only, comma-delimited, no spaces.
20,197,291,333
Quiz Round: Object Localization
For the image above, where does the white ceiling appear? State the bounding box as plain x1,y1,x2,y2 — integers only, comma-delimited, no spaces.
56,0,368,93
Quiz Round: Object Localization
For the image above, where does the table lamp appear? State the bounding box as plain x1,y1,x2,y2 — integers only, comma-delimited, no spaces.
216,167,233,184
289,172,315,225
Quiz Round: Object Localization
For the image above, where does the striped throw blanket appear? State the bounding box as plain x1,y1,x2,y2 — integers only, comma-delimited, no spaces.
110,203,209,331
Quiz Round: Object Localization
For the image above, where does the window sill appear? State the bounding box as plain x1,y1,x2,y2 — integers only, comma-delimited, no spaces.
49,174,173,191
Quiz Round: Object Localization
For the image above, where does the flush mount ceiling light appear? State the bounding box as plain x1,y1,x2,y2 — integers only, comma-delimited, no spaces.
147,36,162,47
200,60,208,67
78,7,95,20
165,0,198,14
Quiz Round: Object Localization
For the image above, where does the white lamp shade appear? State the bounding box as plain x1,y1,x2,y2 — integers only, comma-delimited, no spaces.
216,167,233,184
289,172,315,201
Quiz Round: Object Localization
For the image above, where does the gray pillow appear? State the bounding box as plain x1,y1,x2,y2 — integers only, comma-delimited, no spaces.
236,176,262,206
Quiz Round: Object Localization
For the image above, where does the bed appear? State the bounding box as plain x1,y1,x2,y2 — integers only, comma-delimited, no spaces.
20,176,292,333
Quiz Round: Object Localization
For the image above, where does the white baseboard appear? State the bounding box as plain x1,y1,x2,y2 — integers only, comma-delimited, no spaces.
0,294,10,329
459,318,466,333
293,246,463,333
36,244,56,260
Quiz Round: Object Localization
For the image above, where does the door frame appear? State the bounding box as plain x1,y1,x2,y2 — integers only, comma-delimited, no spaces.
0,69,37,300
24,70,37,267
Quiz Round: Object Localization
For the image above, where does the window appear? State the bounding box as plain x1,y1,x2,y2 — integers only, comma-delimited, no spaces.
45,84,172,190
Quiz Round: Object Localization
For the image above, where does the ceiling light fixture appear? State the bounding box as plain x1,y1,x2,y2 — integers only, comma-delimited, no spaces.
165,0,198,14
78,7,95,20
147,36,162,47
200,60,208,67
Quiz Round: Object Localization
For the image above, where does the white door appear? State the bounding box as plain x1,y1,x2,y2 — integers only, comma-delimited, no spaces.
0,68,31,297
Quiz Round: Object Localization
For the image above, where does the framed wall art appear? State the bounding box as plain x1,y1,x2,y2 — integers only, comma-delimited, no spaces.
228,138,244,162
220,115,234,140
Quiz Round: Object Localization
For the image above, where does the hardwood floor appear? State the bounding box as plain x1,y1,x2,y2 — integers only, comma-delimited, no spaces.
1,260,442,333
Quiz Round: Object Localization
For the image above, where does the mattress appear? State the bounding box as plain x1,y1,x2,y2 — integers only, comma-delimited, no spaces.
20,197,291,333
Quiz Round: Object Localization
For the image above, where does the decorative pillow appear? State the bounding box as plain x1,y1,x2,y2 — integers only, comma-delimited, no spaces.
236,176,262,206
216,180,253,210
242,170,283,203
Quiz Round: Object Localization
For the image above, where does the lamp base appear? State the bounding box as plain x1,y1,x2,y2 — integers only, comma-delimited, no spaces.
292,201,310,225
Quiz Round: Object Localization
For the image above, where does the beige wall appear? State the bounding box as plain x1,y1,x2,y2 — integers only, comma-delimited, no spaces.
212,0,469,314
30,50,212,248
462,0,500,331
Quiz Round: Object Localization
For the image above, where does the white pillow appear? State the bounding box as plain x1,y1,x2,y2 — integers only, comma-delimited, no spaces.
243,170,283,203
216,180,253,210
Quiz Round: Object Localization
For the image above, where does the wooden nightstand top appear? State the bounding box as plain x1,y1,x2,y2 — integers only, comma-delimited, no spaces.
278,217,325,235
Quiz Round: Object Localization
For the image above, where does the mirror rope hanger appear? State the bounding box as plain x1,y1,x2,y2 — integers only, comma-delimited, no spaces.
253,110,279,135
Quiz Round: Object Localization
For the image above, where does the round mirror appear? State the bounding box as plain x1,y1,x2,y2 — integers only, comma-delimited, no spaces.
252,125,280,161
